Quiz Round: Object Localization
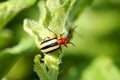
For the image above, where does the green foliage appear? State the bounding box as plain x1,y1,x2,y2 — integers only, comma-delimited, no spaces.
34,55,49,80
0,0,36,29
81,56,120,80
0,0,37,79
0,0,120,80
0,36,35,79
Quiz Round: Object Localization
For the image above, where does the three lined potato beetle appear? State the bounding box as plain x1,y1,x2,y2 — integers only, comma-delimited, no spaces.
40,26,76,53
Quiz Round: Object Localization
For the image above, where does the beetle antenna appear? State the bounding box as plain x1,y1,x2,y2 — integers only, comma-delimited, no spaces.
68,42,76,47
47,28,58,37
47,28,56,34
67,25,77,39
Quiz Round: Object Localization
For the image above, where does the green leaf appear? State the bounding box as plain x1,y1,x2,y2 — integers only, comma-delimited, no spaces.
34,54,60,80
44,54,60,80
81,56,120,80
46,0,61,13
0,29,13,49
68,0,93,23
48,0,75,34
23,19,54,48
0,0,36,29
34,55,49,80
23,19,41,46
38,0,51,27
0,36,35,79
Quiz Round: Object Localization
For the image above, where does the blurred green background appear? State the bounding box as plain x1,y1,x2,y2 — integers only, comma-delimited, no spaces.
0,0,120,80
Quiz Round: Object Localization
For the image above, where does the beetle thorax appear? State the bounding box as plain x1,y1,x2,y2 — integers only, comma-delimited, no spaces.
57,38,69,46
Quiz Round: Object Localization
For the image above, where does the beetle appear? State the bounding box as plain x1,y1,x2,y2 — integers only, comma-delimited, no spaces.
40,26,77,53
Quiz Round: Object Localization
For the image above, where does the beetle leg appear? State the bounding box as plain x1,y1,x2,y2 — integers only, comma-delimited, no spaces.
59,46,62,52
63,44,68,47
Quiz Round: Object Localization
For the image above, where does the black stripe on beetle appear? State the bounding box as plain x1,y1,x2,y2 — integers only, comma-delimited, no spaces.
40,38,60,53
41,37,57,44
41,41,58,50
